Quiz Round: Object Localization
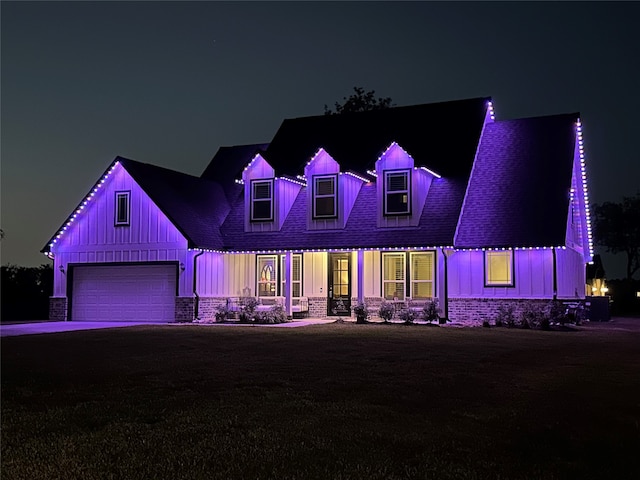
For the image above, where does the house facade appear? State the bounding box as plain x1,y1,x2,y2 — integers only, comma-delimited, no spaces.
43,97,593,324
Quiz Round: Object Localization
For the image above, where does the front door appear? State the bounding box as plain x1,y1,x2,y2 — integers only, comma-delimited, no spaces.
328,253,351,316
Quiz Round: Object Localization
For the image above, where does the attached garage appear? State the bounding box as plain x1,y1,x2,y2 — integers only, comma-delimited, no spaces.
70,264,177,322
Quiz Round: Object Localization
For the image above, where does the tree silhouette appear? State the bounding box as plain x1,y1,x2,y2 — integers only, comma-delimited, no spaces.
593,192,640,280
324,87,394,115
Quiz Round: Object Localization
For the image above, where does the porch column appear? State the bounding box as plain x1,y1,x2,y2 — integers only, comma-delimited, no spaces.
357,250,365,303
284,251,293,317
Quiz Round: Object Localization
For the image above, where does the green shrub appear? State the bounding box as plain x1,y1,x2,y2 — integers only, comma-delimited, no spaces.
352,302,369,323
215,304,229,323
422,299,441,323
495,304,515,328
520,302,545,329
378,302,395,322
398,308,416,324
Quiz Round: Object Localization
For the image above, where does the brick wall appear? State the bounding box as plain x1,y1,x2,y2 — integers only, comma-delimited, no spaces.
175,297,195,322
195,297,227,322
307,296,328,318
448,298,551,325
49,297,68,321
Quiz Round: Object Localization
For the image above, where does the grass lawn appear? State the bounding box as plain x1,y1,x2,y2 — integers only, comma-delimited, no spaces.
2,323,640,479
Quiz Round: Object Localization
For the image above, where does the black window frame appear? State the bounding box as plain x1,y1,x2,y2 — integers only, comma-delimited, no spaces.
312,174,338,219
114,191,131,226
383,169,411,216
484,250,516,287
250,179,274,222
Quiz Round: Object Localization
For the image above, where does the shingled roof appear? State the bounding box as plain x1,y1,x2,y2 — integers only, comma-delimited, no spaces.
263,97,489,177
44,98,581,254
201,143,269,198
221,178,469,251
117,158,230,250
455,113,578,248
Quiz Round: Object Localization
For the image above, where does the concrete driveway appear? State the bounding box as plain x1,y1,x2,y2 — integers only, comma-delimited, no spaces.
0,321,167,337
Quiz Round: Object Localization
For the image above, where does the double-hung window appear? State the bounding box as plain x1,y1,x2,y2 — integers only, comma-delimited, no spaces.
115,191,130,226
382,252,406,300
384,170,410,215
485,250,514,287
410,252,434,298
251,180,273,221
280,254,302,298
257,255,278,296
313,175,337,219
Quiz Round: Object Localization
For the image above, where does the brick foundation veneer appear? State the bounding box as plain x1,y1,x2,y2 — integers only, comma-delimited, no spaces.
175,297,195,322
307,297,328,318
448,298,553,325
195,297,227,322
49,297,68,321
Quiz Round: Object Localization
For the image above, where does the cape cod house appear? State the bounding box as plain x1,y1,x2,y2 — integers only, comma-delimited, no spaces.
42,97,593,324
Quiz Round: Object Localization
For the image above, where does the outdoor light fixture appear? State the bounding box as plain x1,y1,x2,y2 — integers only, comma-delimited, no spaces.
180,263,185,272
59,265,65,274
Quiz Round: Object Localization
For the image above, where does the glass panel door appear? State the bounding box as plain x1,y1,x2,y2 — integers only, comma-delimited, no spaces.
328,253,351,316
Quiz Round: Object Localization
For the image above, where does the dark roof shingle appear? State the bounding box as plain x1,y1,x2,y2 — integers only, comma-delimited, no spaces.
455,114,577,248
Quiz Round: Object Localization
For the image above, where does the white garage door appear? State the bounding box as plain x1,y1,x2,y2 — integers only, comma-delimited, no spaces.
71,264,176,322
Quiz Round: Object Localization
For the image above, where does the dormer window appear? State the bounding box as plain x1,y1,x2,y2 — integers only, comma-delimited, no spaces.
313,175,337,219
384,170,411,215
115,191,130,226
251,180,273,221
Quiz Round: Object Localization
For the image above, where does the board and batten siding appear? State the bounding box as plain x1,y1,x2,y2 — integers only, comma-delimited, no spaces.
374,143,435,228
51,163,190,297
447,249,555,298
195,252,255,297
556,247,586,298
242,154,302,233
304,149,364,230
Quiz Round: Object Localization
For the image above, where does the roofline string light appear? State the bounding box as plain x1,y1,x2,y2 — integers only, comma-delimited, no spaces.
47,161,120,250
576,119,594,260
418,166,442,179
487,100,495,121
187,245,568,255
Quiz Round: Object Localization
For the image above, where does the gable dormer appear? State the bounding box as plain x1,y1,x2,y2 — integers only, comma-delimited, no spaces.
303,148,364,230
375,142,437,228
242,153,301,232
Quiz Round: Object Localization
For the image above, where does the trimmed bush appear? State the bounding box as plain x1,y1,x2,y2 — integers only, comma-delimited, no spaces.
422,299,441,323
495,304,515,328
378,302,395,323
398,308,417,324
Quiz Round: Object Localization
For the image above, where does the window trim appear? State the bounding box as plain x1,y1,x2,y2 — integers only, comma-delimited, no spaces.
484,250,515,287
280,254,303,298
312,174,338,219
114,191,131,226
256,254,278,297
409,251,435,299
250,179,274,222
381,252,406,300
383,169,411,216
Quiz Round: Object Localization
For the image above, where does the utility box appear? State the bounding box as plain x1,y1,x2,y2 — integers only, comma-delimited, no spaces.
585,296,611,322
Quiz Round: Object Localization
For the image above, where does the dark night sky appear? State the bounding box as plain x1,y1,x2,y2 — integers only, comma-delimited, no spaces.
2,1,638,278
